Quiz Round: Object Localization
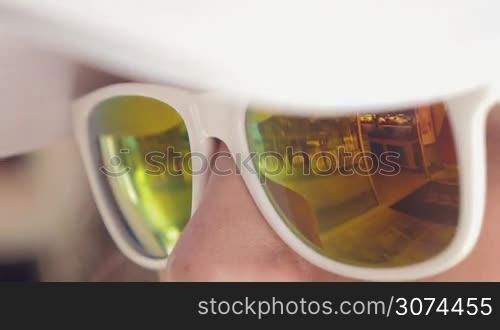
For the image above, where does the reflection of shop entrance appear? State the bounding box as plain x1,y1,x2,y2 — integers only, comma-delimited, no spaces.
356,104,458,204
362,105,455,172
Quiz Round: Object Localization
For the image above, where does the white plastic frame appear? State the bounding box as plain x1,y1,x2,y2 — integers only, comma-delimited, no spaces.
72,82,500,281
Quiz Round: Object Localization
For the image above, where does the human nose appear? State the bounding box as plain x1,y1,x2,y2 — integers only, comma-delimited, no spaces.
160,141,346,281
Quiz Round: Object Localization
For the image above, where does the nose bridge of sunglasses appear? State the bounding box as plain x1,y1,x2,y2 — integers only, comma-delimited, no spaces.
193,96,243,145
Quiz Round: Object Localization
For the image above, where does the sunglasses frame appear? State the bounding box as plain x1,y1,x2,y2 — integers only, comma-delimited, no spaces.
72,82,499,281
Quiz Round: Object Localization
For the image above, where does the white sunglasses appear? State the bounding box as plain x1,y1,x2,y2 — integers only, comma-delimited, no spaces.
72,82,500,281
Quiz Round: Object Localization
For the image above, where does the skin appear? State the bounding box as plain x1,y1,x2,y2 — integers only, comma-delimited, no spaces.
160,104,500,281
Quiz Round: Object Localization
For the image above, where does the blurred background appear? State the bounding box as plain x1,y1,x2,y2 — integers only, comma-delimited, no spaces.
0,31,157,281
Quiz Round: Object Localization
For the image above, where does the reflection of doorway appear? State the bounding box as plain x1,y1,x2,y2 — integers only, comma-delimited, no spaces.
355,105,458,215
360,110,424,172
417,104,458,176
354,104,460,226
320,105,459,266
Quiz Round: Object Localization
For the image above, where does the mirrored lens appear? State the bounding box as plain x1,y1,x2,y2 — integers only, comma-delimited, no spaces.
246,103,459,267
93,96,191,258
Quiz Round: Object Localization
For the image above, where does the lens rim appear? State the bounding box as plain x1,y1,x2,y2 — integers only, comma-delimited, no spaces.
93,95,194,258
73,84,212,270
240,88,489,280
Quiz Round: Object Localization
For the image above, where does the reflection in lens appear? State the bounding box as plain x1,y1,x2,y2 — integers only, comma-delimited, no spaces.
246,103,459,267
93,96,192,258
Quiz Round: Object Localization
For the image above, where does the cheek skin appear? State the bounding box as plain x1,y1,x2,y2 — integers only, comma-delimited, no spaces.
161,105,500,282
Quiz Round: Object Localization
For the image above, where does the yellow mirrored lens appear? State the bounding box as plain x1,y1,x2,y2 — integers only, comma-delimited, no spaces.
246,103,459,267
93,96,191,258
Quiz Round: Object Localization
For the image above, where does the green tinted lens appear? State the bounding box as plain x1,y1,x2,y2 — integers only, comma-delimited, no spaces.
93,96,191,258
246,103,459,268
